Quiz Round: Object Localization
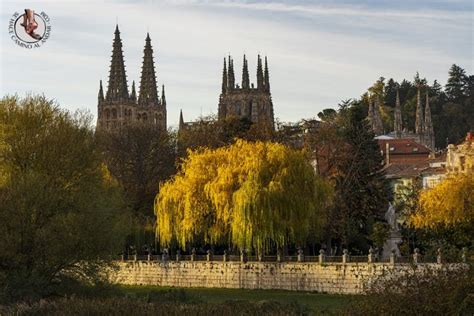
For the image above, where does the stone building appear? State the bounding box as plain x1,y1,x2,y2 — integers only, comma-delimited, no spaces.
97,26,167,130
217,55,274,127
369,87,435,151
446,132,474,173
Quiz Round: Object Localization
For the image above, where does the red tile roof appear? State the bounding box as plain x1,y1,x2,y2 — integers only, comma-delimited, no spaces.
378,138,431,156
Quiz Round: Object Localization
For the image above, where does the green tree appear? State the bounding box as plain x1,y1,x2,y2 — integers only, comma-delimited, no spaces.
330,103,390,250
0,95,128,301
98,124,176,252
445,64,468,102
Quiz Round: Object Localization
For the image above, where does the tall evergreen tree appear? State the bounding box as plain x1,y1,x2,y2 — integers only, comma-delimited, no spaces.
330,103,390,251
445,64,468,102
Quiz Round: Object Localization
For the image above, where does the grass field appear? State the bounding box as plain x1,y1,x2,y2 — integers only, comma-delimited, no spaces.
119,285,359,313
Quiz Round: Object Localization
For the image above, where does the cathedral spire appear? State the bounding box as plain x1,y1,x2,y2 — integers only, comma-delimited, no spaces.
106,25,129,101
372,97,384,135
415,87,424,135
98,80,104,103
394,89,402,138
221,57,227,93
161,84,166,108
130,80,136,102
228,56,235,90
138,33,159,106
179,109,184,129
242,55,250,89
257,55,264,90
367,94,374,125
264,56,270,92
424,91,435,150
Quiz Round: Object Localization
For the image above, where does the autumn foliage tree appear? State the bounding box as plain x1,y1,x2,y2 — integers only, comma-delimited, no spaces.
155,140,332,253
411,173,474,230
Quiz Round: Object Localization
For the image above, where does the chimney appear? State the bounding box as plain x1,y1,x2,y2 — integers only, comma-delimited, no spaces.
385,142,390,165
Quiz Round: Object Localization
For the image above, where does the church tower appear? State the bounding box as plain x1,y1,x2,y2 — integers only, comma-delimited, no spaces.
97,26,167,130
394,89,403,138
424,91,435,150
217,55,274,127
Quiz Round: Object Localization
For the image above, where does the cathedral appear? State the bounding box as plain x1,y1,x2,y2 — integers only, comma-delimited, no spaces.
368,86,435,151
218,55,274,126
97,26,167,130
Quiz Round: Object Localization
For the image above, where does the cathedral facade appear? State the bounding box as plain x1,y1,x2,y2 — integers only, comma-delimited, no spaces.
218,55,274,126
97,26,167,130
368,86,435,151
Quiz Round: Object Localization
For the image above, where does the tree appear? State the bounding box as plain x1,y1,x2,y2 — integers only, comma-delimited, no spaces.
155,140,332,253
98,124,176,252
0,95,128,301
330,103,390,250
445,64,468,102
411,173,473,230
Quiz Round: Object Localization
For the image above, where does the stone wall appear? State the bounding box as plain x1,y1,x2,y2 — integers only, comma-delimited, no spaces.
109,261,448,294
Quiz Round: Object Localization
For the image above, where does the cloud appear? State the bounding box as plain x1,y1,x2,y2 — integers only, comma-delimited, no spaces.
1,0,472,127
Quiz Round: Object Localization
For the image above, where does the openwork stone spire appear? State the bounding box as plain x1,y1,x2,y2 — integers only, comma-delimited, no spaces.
424,91,435,150
256,55,264,90
394,89,402,138
138,33,159,107
227,56,235,90
98,80,104,103
264,56,270,92
372,97,384,135
106,25,129,101
221,57,227,93
415,87,424,135
161,84,166,108
179,109,184,129
242,55,250,89
130,80,137,102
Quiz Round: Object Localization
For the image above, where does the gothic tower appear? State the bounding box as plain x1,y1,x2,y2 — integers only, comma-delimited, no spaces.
372,97,384,135
394,89,402,138
97,26,167,130
415,87,424,138
218,55,274,127
424,91,435,150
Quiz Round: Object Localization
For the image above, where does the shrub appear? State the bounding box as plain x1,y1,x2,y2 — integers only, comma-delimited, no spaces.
346,264,474,315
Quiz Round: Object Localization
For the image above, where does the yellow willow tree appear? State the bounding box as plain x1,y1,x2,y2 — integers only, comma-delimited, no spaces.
155,139,333,252
411,173,474,229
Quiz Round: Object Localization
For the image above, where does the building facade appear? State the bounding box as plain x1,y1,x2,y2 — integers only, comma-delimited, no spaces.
97,26,167,130
217,55,274,127
369,87,435,151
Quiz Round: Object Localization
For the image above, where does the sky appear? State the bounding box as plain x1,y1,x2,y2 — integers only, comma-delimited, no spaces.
1,0,472,128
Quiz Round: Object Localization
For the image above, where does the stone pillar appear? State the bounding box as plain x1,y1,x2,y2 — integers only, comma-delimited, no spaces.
191,248,196,262
342,249,349,264
121,254,125,261
319,249,326,264
461,247,467,263
162,248,169,262
133,254,138,262
176,250,181,262
437,248,442,264
297,248,304,262
223,250,228,262
390,249,396,264
240,249,247,263
258,251,263,262
206,250,213,262
413,248,420,264
147,253,151,262
277,249,282,263
368,247,375,263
